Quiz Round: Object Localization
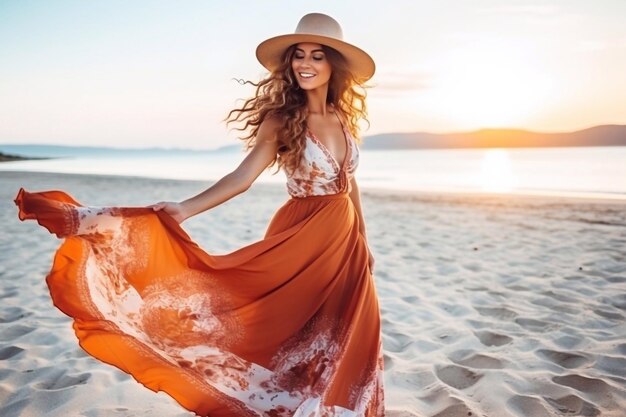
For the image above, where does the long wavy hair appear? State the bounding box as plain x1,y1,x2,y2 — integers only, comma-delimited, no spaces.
226,44,369,174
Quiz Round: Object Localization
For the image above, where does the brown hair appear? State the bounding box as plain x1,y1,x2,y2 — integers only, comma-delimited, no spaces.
226,44,369,174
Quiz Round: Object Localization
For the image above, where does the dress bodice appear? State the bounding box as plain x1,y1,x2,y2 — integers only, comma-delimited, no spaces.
285,120,359,198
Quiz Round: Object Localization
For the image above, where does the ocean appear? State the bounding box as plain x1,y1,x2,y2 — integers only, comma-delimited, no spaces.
1,145,625,200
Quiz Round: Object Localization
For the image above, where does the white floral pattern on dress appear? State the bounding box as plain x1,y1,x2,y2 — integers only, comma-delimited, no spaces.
286,122,359,198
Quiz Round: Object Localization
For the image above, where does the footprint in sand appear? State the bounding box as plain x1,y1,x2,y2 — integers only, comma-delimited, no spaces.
475,306,518,320
473,330,513,347
535,349,592,369
0,307,31,323
435,364,483,390
412,339,440,353
544,395,601,416
431,402,477,417
400,295,420,305
452,352,505,369
594,355,626,377
541,290,578,303
384,332,413,353
33,373,92,390
553,334,585,349
0,289,18,300
609,294,626,310
391,370,436,391
0,324,36,341
507,395,553,417
0,345,25,360
552,374,611,395
514,317,557,332
592,308,624,320
461,262,482,272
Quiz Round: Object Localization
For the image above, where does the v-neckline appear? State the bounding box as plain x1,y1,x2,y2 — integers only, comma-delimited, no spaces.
306,111,350,171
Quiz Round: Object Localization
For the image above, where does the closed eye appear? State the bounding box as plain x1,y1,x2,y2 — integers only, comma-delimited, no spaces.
295,55,324,61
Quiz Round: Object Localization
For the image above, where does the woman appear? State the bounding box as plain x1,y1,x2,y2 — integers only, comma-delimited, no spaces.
15,13,384,417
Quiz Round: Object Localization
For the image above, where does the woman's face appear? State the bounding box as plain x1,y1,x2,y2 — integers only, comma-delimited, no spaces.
291,43,332,91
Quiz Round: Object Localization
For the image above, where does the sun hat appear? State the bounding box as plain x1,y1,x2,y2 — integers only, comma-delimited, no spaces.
255,13,375,81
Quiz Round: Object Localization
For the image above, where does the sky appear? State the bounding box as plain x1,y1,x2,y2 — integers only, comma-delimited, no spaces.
1,0,625,149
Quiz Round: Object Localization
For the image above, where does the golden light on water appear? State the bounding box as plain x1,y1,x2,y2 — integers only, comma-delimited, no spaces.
479,149,515,192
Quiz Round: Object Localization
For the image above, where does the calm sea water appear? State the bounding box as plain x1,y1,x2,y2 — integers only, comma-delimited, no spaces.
1,146,625,200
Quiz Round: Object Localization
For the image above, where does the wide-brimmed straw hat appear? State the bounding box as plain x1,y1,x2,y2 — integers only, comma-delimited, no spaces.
256,13,375,81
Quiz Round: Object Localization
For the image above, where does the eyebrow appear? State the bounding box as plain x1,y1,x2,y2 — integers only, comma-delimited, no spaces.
295,48,325,53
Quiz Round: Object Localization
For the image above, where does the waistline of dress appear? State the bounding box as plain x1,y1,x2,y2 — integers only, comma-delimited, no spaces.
289,191,349,201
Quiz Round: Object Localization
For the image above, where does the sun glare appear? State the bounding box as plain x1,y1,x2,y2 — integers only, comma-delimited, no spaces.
479,149,515,192
426,38,555,128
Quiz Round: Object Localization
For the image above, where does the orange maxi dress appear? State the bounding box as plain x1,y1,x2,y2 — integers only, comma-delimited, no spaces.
14,121,384,417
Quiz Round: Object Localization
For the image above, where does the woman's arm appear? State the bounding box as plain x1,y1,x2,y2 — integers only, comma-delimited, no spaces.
348,176,375,272
151,118,280,223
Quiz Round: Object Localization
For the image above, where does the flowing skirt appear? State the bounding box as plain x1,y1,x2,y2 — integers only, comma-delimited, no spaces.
14,188,384,417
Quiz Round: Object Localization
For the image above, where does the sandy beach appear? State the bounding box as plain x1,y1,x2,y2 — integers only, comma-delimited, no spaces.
1,170,625,417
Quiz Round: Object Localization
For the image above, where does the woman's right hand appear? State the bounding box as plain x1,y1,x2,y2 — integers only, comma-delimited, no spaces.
149,201,188,224
146,118,279,223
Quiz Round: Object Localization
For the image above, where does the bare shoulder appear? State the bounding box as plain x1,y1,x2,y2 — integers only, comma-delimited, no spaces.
255,115,282,145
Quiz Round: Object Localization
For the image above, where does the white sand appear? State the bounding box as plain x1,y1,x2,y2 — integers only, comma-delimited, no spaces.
1,171,625,417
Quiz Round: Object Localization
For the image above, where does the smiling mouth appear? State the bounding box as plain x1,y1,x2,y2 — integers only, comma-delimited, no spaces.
299,72,316,79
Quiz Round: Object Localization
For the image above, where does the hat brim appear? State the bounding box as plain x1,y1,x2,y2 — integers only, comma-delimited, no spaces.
256,34,375,82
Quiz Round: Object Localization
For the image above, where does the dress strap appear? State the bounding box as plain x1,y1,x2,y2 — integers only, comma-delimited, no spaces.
331,106,348,132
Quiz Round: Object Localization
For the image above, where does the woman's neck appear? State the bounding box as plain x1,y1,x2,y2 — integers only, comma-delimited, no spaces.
305,86,329,116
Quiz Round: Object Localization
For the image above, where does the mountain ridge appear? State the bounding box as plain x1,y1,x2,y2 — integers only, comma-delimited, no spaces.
361,124,626,149
1,125,625,157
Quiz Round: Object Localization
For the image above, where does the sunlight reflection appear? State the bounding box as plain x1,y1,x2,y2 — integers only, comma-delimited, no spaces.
479,149,515,192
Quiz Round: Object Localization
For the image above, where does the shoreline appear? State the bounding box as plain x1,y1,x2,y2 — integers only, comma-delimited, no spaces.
3,169,626,207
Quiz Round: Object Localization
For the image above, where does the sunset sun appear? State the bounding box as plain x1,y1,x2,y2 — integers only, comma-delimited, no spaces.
427,38,555,128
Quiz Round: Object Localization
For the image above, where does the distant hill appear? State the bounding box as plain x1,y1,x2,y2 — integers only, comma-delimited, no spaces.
361,124,626,149
0,151,47,162
0,144,241,159
1,125,625,157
